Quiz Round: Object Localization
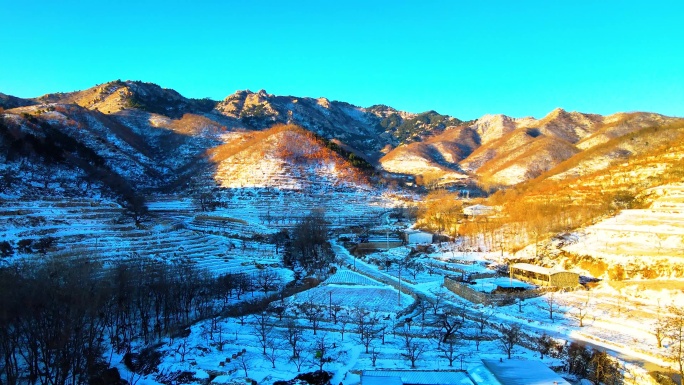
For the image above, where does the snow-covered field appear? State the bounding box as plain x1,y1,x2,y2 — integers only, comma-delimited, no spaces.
561,184,684,265
2,185,683,385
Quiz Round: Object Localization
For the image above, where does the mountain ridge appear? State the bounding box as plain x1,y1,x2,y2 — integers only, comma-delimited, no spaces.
1,80,682,199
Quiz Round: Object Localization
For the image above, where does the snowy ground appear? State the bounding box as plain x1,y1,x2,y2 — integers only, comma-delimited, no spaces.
3,185,683,384
110,240,675,385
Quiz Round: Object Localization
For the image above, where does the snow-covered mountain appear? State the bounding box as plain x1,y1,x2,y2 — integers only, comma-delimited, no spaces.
381,108,681,187
1,80,682,201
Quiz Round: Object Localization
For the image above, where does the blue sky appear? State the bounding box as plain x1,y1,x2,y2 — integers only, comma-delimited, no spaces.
1,1,682,120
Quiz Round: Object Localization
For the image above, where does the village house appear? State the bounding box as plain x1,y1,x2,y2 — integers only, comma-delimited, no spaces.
509,263,579,289
462,204,494,217
403,229,434,245
361,359,572,385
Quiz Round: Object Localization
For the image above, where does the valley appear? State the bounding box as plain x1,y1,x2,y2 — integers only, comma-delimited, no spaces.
1,81,684,385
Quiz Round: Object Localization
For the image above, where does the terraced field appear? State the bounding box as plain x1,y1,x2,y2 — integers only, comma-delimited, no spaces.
563,184,684,262
0,187,394,280
0,198,280,277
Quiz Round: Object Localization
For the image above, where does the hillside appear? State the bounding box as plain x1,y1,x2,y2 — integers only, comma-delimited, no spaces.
381,108,681,187
473,119,684,278
214,90,462,161
2,80,682,202
207,124,370,191
5,80,469,165
36,80,218,118
3,80,684,385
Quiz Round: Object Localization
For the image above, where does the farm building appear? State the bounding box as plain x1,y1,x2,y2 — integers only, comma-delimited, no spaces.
404,230,433,244
361,370,474,385
469,359,571,385
357,234,403,250
361,361,570,385
463,204,494,217
509,263,579,288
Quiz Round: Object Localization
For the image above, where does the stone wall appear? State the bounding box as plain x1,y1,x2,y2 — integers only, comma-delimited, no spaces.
443,276,552,305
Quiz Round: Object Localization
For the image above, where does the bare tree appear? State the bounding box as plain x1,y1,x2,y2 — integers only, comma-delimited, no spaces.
283,319,305,359
653,303,668,349
194,189,218,212
400,326,427,368
251,311,273,354
215,322,227,352
474,306,495,333
665,305,684,385
369,346,381,366
330,300,343,324
430,287,447,315
122,193,149,227
268,301,289,321
588,349,622,385
535,333,555,359
434,311,463,346
614,289,628,317
234,352,250,378
338,311,350,341
234,273,252,300
285,210,334,274
567,293,592,327
264,342,283,369
289,346,307,372
426,261,438,276
438,335,462,367
353,309,381,353
498,323,522,359
299,298,325,335
253,269,282,294
176,338,189,362
312,334,333,371
416,299,431,322
400,257,425,280
541,292,560,322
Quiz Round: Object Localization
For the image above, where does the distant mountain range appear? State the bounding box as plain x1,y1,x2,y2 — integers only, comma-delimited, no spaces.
1,80,681,200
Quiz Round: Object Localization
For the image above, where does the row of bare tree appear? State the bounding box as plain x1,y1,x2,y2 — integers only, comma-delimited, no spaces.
0,257,280,385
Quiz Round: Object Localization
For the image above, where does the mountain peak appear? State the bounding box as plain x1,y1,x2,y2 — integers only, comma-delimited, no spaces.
549,107,567,116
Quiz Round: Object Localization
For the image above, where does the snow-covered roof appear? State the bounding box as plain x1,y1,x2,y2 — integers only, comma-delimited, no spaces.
510,263,554,275
362,375,403,385
467,363,504,385
463,205,494,216
481,359,571,385
362,370,475,385
404,229,432,235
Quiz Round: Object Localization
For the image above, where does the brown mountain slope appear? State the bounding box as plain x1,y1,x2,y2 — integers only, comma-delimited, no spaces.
479,119,684,253
208,124,369,190
380,126,478,174
0,93,36,109
381,107,681,188
576,112,674,150
529,108,603,143
477,135,580,185
36,80,217,118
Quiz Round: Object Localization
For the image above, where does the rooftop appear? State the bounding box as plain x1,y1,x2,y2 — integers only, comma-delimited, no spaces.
480,359,571,385
510,263,556,275
362,370,474,385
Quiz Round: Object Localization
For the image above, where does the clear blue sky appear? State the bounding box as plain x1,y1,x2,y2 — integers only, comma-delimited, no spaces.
1,1,682,120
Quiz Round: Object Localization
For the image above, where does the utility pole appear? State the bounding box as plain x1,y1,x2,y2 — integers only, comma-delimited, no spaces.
398,265,402,306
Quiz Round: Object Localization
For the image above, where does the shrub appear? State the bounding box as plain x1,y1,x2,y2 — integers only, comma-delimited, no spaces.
0,241,13,257
608,265,626,281
17,239,33,253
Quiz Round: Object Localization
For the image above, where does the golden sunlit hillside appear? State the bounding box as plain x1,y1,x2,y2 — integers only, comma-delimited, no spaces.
208,124,370,189
468,120,684,263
